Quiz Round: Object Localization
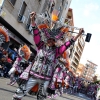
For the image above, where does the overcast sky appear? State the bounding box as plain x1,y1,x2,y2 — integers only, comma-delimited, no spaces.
70,0,100,75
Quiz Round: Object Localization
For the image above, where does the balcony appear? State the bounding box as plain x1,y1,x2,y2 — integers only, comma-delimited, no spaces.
77,46,82,54
76,50,81,57
74,46,82,57
72,59,78,67
75,52,80,59
71,65,76,72
75,55,80,62
75,57,79,64
78,41,83,51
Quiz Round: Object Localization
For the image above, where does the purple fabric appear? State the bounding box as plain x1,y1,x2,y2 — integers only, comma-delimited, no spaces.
43,29,50,38
32,24,71,57
14,57,22,69
34,29,39,34
53,66,62,78
32,25,44,50
30,71,51,80
32,25,73,81
55,41,71,58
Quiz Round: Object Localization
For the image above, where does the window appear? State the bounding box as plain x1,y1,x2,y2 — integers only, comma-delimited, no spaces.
58,6,61,12
26,12,32,34
47,1,51,10
9,0,16,5
65,1,68,9
60,16,63,22
25,10,34,34
18,1,27,23
19,1,27,16
26,16,31,30
50,1,55,13
62,0,64,5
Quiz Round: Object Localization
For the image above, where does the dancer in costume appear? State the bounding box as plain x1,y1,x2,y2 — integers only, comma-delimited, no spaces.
47,51,70,98
55,57,68,96
8,45,31,86
12,11,84,100
64,69,74,94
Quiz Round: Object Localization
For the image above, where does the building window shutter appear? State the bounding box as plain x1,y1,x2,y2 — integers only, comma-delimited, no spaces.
17,1,27,23
18,0,24,16
65,1,68,9
9,0,16,5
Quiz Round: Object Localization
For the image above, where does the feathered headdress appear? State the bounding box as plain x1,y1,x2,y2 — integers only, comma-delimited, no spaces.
38,24,69,40
18,45,31,60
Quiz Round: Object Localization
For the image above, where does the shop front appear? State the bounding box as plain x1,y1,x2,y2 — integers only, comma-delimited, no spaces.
0,16,37,55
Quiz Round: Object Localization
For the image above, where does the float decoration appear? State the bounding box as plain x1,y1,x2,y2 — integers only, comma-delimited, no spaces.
36,9,92,42
0,27,9,43
21,44,31,60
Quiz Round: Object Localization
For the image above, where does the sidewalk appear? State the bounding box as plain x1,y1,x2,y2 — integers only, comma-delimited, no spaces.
47,93,87,100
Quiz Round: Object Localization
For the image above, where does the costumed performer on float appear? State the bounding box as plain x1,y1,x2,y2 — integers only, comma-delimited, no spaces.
12,11,84,100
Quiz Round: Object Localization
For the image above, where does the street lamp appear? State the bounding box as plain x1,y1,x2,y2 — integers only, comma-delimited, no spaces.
56,21,92,42
68,30,92,42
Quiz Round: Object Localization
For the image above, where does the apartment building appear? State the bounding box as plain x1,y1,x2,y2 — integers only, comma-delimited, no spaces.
82,60,97,82
70,35,85,72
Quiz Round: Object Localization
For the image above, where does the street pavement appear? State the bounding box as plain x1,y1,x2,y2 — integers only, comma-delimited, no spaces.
0,78,91,100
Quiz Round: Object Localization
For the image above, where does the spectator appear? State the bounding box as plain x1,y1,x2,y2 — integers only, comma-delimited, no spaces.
0,57,7,77
8,48,18,62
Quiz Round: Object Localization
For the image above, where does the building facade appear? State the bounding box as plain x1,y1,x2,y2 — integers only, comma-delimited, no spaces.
76,63,85,77
0,0,48,51
59,0,72,24
64,8,74,40
0,0,72,51
70,35,85,72
45,0,72,24
82,60,97,82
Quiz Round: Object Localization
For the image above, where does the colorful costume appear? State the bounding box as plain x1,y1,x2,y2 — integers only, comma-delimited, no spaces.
8,45,31,86
64,70,74,94
12,22,75,100
47,51,70,97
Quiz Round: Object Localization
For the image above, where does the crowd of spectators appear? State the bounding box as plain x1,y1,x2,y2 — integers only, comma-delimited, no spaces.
0,45,35,78
0,46,17,77
0,46,99,100
64,73,98,100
